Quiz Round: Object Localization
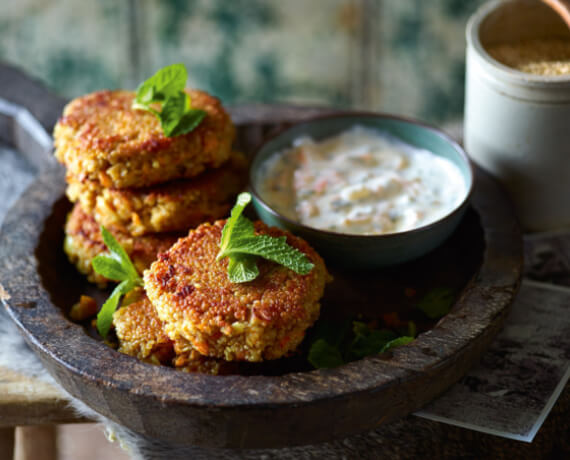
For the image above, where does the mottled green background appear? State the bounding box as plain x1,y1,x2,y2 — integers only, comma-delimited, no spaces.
0,0,486,123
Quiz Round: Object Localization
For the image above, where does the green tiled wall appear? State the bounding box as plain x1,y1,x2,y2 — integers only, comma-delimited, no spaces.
0,0,487,123
0,0,130,96
141,0,357,106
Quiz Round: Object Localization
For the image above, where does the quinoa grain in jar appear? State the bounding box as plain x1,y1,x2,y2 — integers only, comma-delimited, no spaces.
487,38,570,76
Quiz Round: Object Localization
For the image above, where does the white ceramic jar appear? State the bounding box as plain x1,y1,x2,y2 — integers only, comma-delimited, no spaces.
465,0,570,231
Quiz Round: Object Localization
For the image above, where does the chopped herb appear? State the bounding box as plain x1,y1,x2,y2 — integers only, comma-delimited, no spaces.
416,287,456,319
348,322,397,360
132,63,206,137
91,226,143,339
380,336,415,352
308,339,345,369
330,199,351,211
216,192,314,283
307,319,415,369
306,320,350,369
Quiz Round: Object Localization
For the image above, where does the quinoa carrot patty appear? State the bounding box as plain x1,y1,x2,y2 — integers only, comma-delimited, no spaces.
54,89,235,189
143,220,329,362
65,151,248,236
113,292,233,374
64,204,182,287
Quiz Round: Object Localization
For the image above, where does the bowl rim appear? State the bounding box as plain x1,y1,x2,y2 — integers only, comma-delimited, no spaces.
248,111,475,240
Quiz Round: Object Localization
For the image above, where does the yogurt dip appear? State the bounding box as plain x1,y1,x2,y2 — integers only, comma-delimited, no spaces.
258,126,467,235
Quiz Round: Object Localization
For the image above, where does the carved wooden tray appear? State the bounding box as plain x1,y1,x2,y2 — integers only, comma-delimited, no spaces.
0,64,522,449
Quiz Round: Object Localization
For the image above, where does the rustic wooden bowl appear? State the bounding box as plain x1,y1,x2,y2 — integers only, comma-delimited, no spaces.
0,66,523,449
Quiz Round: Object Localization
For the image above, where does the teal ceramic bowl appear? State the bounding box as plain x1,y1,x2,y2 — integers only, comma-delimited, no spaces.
249,113,474,269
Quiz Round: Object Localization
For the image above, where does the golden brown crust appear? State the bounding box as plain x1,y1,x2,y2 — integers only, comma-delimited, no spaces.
53,89,235,188
66,151,248,236
113,293,234,374
64,204,182,286
144,220,329,362
113,291,175,365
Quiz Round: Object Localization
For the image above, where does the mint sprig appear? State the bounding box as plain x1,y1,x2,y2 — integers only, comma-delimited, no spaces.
92,226,143,339
216,192,314,283
132,63,206,137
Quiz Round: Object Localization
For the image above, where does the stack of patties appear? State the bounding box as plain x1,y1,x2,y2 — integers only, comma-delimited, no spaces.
54,89,247,286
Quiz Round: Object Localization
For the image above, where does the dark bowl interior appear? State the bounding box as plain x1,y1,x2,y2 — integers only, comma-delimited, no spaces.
37,194,485,376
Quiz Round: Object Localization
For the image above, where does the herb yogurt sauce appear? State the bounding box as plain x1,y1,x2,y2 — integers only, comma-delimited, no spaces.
258,126,467,235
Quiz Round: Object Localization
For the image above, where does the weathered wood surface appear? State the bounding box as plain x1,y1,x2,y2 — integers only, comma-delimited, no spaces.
0,427,15,460
0,368,85,427
0,63,523,449
14,426,57,460
0,63,65,137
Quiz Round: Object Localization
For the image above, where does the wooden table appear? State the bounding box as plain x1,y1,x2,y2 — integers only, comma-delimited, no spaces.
0,368,89,459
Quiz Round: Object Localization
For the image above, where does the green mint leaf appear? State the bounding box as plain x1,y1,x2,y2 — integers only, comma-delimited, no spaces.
218,192,254,258
308,339,345,369
134,82,155,105
158,92,187,136
307,320,414,369
132,63,205,138
380,336,414,353
417,287,455,319
163,107,207,137
217,192,314,283
230,215,255,243
135,63,187,104
91,254,132,281
348,322,397,360
99,226,140,281
227,253,259,283
96,279,137,339
92,226,143,338
151,63,187,98
307,320,350,369
223,235,314,275
172,108,207,136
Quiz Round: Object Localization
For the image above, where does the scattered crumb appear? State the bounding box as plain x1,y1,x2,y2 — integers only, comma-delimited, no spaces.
69,295,98,322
